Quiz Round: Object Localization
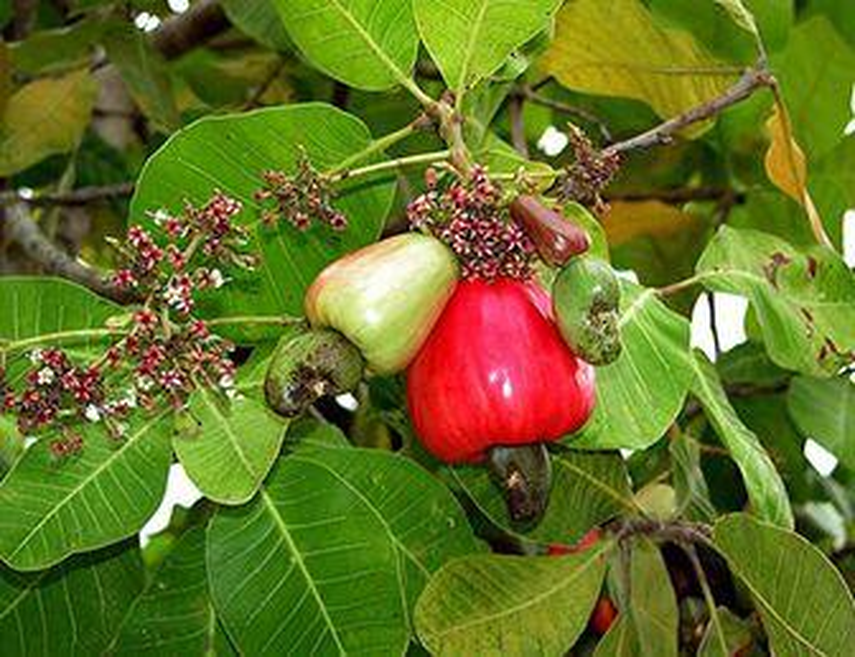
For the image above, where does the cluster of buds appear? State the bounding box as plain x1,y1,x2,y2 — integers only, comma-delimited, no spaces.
407,166,535,281
556,126,621,211
1,191,251,457
1,348,130,455
255,153,347,232
112,312,236,411
111,191,253,299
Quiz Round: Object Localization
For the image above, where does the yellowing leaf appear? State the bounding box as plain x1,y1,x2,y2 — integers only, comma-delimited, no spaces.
541,0,735,120
764,103,807,203
602,200,701,247
764,102,831,247
0,69,98,176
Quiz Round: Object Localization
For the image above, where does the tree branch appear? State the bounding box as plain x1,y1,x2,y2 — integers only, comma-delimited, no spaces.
150,0,230,60
515,86,612,143
1,204,136,303
603,65,774,156
0,182,134,208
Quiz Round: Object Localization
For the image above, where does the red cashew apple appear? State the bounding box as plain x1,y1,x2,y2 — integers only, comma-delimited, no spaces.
406,278,596,463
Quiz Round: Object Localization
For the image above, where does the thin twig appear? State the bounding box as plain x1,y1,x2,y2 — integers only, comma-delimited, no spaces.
1,204,136,303
603,65,774,156
516,86,612,143
508,95,529,158
684,543,730,657
243,59,287,111
707,292,722,359
606,187,743,205
0,183,134,208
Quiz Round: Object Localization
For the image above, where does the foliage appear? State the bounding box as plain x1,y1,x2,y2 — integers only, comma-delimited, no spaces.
1,1,854,655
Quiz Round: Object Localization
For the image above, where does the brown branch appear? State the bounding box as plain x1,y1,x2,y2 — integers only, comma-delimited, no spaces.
516,86,612,143
508,95,529,158
1,204,136,303
150,0,230,60
606,187,744,205
0,183,134,208
603,65,774,156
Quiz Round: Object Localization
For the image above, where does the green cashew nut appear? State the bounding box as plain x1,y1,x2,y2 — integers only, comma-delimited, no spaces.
264,326,364,418
552,256,622,365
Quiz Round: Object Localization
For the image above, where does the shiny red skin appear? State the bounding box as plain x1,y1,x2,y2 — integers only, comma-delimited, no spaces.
589,596,618,635
406,278,596,463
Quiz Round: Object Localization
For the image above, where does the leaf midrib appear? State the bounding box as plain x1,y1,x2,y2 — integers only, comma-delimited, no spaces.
437,544,608,638
5,412,168,564
260,489,347,656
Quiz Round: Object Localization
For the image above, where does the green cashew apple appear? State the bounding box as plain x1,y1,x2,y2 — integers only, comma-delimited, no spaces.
552,256,622,365
264,325,364,418
305,234,458,375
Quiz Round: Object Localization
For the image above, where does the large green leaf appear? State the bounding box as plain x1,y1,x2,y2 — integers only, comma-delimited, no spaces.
696,226,855,377
541,0,734,121
0,540,144,656
207,444,479,654
787,375,855,471
772,16,855,160
690,352,793,529
713,513,855,656
0,69,98,176
449,449,635,545
415,0,561,95
131,104,396,340
573,282,693,450
221,0,293,51
272,0,419,91
0,277,123,351
173,390,288,505
414,545,608,656
627,539,678,657
108,526,233,655
0,412,173,571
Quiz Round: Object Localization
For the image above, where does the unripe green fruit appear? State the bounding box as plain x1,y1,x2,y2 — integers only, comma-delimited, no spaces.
305,234,458,375
264,326,364,418
552,256,622,365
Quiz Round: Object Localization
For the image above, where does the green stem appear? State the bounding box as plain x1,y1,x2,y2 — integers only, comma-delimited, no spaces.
206,315,301,328
330,150,451,182
656,272,713,297
684,543,730,657
0,328,126,354
331,120,425,174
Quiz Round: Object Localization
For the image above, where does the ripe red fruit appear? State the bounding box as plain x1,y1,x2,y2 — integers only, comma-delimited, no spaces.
589,596,618,635
406,278,596,463
547,528,602,555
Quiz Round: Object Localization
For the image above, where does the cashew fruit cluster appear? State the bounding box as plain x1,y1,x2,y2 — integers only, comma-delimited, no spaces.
263,189,623,524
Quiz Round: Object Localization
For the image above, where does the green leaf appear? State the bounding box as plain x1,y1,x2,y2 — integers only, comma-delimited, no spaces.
272,0,419,91
449,450,635,545
415,546,608,656
628,539,678,657
787,375,855,471
713,0,759,36
697,606,753,657
772,16,855,160
542,0,734,121
221,0,293,51
696,226,855,377
103,25,180,132
0,412,173,571
593,615,637,657
207,445,479,654
131,104,396,340
690,352,793,529
713,513,855,656
415,0,561,95
0,277,123,349
0,540,145,656
0,69,99,176
572,282,693,450
173,390,288,505
109,526,231,655
8,20,108,75
669,430,717,522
